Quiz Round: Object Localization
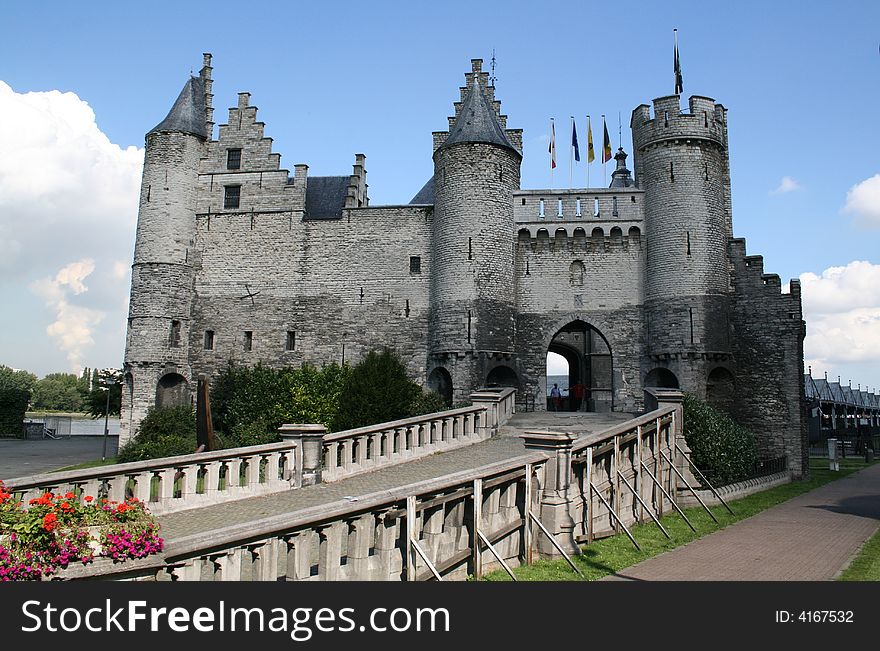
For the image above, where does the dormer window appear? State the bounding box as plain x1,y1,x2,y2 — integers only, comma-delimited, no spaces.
227,148,241,170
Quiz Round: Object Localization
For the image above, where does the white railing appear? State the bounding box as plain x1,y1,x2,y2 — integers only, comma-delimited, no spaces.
3,442,299,516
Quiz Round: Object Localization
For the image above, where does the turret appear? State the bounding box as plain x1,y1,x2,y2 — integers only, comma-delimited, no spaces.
428,60,522,401
121,55,212,443
631,94,733,393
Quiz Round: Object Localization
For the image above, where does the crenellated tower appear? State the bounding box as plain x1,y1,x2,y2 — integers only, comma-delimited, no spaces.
121,54,213,442
428,60,523,402
631,94,733,393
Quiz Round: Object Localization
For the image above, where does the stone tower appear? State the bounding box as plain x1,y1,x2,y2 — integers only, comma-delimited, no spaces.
631,94,733,394
121,55,214,441
428,60,522,403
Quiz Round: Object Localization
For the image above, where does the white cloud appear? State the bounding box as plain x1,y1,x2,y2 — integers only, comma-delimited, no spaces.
800,261,880,369
771,176,801,194
0,80,143,374
843,174,880,228
30,259,106,374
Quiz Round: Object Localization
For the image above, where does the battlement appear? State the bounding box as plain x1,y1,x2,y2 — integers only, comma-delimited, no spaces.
631,95,727,151
514,188,643,224
516,224,643,254
729,238,801,303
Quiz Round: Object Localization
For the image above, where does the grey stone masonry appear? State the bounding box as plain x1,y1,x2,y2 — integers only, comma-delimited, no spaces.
121,55,806,477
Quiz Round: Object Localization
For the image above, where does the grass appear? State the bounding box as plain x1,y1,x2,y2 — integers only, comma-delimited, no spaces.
483,457,878,581
52,458,120,472
837,526,880,581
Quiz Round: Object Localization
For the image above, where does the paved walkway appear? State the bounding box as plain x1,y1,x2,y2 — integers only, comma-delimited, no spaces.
0,437,119,479
160,412,632,544
603,463,880,581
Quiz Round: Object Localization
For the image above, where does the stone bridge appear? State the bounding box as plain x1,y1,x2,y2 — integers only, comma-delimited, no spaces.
3,388,756,581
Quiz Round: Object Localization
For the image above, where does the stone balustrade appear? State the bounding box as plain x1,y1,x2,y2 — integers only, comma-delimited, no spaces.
3,441,300,516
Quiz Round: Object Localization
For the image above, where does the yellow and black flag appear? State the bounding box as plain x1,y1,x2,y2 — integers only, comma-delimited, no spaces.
602,116,612,163
674,29,683,94
586,116,595,163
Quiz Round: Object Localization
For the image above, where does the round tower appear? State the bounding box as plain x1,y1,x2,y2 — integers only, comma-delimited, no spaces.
630,94,733,395
121,56,213,443
429,61,522,402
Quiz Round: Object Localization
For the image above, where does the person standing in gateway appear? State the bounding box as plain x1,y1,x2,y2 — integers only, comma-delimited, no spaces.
550,383,561,411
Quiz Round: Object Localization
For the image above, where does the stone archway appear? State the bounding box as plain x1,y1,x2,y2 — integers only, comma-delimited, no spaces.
486,365,519,389
547,320,612,412
645,367,679,389
155,373,190,409
427,367,453,407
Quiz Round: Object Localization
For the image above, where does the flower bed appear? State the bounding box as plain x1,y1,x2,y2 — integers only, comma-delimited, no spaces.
0,481,163,581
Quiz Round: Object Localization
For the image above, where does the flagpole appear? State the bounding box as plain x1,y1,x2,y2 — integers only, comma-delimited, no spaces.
602,114,606,188
549,117,555,190
674,28,678,94
586,115,591,188
569,116,574,189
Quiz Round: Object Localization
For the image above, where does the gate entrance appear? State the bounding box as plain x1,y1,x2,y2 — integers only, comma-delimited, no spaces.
547,320,612,412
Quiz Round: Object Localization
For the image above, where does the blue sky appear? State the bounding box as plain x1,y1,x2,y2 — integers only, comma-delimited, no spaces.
1,1,879,391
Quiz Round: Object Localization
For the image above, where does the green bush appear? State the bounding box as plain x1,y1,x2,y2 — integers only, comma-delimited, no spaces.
0,366,35,437
408,390,449,417
118,405,197,462
683,393,757,486
333,349,421,431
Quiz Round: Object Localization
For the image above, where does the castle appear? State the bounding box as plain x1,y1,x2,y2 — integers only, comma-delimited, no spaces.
121,54,808,477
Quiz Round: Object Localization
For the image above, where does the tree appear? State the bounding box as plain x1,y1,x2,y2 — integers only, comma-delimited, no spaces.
83,368,123,418
0,366,36,436
31,373,84,412
333,349,421,431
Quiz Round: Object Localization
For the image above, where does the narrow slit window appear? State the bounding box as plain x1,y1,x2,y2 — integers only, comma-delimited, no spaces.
286,331,296,351
169,320,181,348
593,198,600,217
575,199,582,217
557,199,563,217
227,148,242,170
243,331,253,352
670,162,675,182
612,196,618,217
538,199,545,218
203,330,214,350
686,231,691,255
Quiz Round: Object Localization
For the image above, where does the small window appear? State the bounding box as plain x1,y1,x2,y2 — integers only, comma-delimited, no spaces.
538,199,545,218
286,331,296,351
612,196,618,217
204,330,214,350
409,256,421,274
521,198,526,206
169,320,181,348
575,199,582,217
243,331,253,352
227,148,242,170
557,199,563,218
224,185,240,209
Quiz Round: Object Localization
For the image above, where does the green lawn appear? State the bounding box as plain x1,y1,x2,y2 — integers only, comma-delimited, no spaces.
52,458,120,472
837,526,880,581
483,457,878,581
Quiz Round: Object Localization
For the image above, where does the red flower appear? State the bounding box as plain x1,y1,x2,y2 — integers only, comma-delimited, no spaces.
64,492,75,500
60,502,71,511
42,512,58,532
84,496,94,503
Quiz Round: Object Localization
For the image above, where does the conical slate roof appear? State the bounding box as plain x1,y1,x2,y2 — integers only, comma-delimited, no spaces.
439,76,518,155
148,76,207,138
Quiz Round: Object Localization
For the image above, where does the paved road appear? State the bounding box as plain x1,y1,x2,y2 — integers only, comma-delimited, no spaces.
603,463,880,581
0,437,119,480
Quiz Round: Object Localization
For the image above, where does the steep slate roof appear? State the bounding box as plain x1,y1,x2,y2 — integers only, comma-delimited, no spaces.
438,76,518,155
304,176,349,220
410,175,434,204
149,76,207,138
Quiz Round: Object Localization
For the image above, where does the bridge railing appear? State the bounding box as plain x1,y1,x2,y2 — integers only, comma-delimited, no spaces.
2,441,300,516
155,453,547,582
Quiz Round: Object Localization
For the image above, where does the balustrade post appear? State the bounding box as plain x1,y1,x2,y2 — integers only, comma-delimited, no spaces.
520,431,579,558
278,424,327,487
644,389,695,495
470,389,516,437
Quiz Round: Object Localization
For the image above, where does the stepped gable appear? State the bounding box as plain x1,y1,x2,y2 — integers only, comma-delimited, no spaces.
438,74,518,155
148,76,208,138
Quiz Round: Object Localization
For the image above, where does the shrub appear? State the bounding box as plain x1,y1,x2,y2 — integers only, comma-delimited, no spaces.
408,390,449,417
333,349,421,431
0,366,35,437
683,393,757,486
117,405,197,462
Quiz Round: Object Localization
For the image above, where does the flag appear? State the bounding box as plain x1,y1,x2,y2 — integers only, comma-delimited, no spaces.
549,119,556,169
674,30,683,94
602,117,612,163
571,119,580,162
586,116,595,163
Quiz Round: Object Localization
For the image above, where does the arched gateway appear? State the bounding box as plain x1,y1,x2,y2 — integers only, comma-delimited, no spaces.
547,320,612,412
